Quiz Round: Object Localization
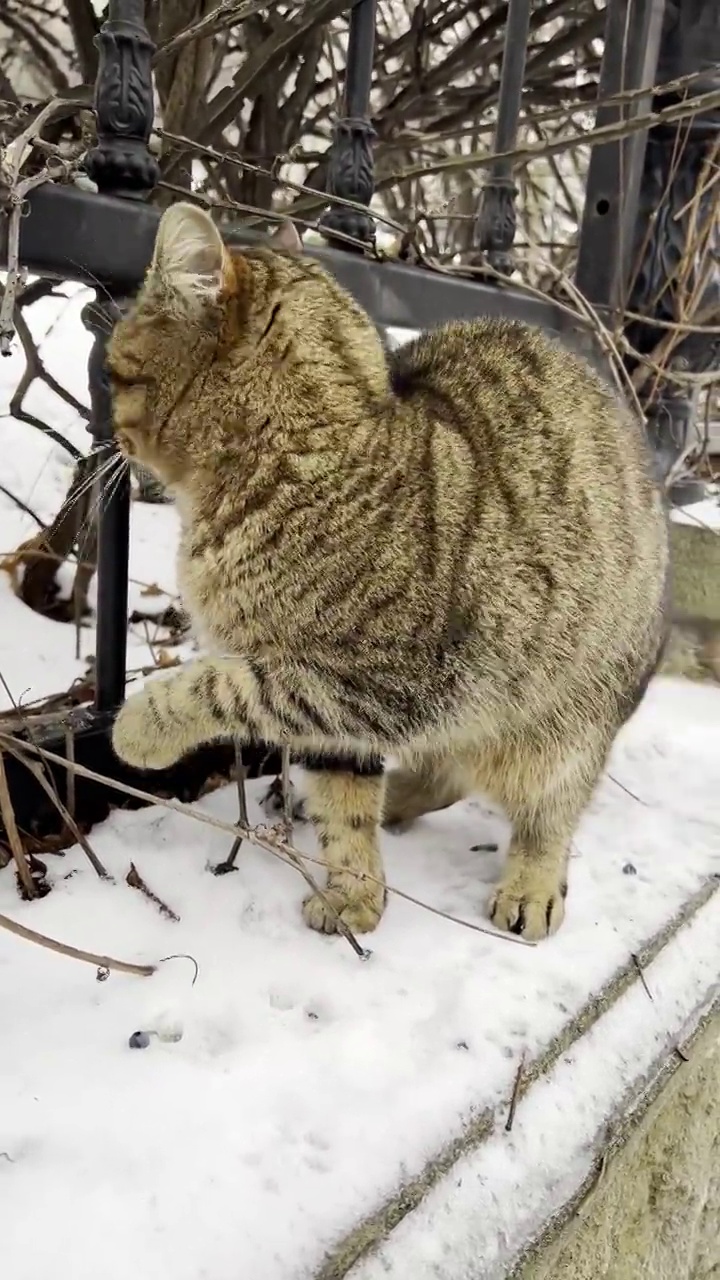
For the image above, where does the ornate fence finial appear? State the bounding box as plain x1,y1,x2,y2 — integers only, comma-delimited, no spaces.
474,0,532,274
319,0,377,248
84,0,159,199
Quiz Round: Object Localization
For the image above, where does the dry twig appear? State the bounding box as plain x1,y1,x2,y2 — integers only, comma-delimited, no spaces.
505,1051,527,1133
126,862,180,922
0,752,35,897
154,0,273,62
0,482,45,528
281,744,294,838
0,730,537,949
0,910,155,977
631,953,654,1002
0,96,86,355
0,736,110,879
0,667,103,870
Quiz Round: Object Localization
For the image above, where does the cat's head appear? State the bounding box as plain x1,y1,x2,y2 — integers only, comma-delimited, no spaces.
106,202,387,490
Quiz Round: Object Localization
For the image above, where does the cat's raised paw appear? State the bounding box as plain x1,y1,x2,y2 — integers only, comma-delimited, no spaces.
302,886,385,936
112,692,182,772
488,874,566,941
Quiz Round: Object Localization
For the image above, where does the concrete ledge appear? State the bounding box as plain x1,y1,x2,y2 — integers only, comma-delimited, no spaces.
333,882,720,1280
515,1006,720,1280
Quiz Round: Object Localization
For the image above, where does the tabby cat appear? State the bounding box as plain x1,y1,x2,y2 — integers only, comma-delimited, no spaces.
108,203,669,941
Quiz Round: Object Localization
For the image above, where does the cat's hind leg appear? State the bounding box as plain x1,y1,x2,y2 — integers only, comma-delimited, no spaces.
480,724,609,941
382,750,468,830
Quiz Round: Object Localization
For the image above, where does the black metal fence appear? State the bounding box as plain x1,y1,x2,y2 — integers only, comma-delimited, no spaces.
2,0,719,796
577,0,720,481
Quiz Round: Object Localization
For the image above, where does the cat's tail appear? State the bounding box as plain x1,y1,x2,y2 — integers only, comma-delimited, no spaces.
660,519,720,683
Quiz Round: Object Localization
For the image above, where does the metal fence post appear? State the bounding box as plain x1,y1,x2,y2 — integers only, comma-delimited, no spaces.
624,0,720,486
473,0,532,274
81,0,159,714
319,0,377,247
575,0,666,317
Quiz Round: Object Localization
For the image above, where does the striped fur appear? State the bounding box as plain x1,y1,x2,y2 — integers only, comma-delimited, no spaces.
108,204,669,940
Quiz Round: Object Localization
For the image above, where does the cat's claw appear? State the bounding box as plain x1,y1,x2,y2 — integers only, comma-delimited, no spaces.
488,871,566,941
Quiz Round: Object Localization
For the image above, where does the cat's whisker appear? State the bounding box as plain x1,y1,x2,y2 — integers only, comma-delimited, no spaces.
71,262,125,321
62,467,110,519
102,463,130,514
85,457,128,524
72,455,128,537
63,453,122,517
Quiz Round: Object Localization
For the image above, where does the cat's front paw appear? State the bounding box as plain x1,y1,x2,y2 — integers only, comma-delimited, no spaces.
112,690,182,772
302,884,386,935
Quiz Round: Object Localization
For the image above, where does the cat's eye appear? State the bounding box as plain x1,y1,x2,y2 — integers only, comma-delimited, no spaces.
106,358,151,390
115,430,137,456
108,369,139,389
261,302,282,340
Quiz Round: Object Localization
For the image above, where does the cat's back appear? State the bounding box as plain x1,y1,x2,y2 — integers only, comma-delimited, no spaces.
387,316,667,653
389,317,651,485
390,316,608,403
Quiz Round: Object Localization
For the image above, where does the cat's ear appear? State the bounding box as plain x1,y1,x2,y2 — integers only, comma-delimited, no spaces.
268,219,303,255
150,202,232,311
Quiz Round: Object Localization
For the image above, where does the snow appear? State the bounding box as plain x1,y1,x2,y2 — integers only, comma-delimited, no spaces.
1,291,719,1280
672,492,720,531
0,285,186,707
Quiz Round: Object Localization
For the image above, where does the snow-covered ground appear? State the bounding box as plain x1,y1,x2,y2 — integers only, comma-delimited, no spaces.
1,289,719,1280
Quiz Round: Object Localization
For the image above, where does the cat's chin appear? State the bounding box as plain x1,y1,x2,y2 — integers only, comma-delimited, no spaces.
134,461,185,491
